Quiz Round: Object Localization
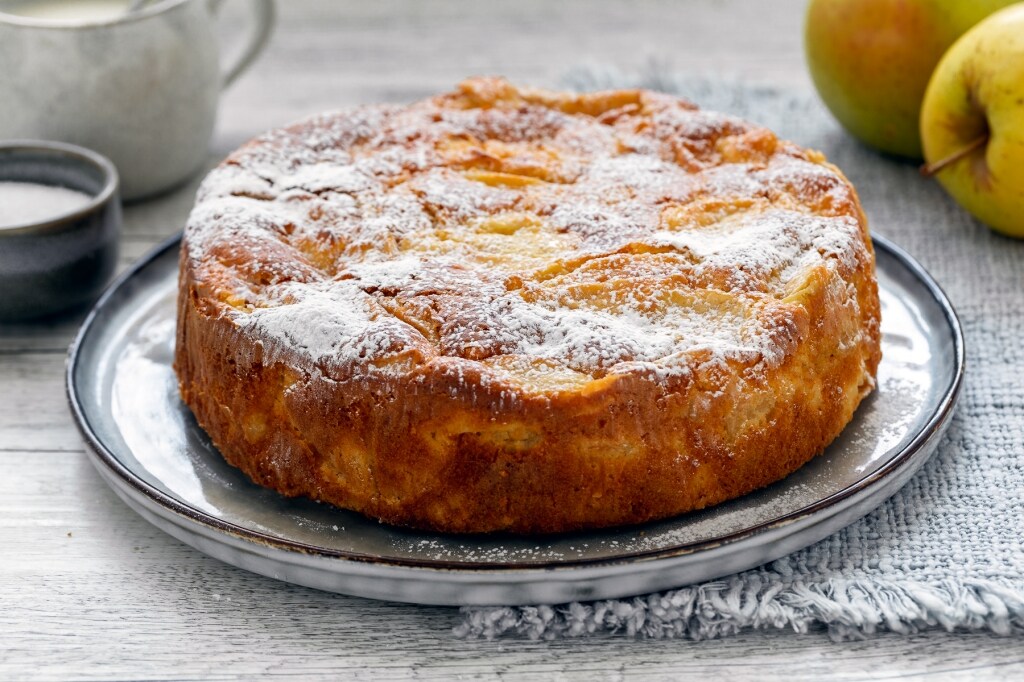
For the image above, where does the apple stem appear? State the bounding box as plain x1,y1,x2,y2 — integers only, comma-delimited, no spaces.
920,134,989,177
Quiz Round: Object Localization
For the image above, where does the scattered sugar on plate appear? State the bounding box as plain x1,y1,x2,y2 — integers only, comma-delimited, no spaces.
0,181,93,228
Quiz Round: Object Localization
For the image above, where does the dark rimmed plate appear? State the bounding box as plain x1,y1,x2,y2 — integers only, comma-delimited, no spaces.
67,234,964,606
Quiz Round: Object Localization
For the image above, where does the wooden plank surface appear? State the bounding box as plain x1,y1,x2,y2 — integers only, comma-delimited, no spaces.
1,0,1022,679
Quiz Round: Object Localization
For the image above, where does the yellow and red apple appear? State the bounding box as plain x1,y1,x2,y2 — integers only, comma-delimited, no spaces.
804,0,1016,159
920,3,1024,238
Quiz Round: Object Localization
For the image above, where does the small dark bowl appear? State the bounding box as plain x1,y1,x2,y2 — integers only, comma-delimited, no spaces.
0,140,121,321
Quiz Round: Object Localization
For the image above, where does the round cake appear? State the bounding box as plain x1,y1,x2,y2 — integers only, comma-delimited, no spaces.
175,78,881,534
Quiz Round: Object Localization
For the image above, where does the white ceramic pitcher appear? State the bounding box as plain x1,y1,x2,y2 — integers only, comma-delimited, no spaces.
0,0,275,199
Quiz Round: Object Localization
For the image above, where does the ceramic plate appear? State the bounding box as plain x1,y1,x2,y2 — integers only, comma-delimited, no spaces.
67,234,964,606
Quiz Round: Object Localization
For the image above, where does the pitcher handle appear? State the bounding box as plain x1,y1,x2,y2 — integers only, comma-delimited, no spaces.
209,0,276,89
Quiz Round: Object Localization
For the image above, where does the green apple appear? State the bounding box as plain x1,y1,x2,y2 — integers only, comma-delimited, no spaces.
920,3,1024,238
805,0,1016,159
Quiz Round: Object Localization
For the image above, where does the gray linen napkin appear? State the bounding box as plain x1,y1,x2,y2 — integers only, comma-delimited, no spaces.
455,67,1024,640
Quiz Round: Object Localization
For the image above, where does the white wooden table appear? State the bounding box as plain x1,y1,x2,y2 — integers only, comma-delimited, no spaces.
2,1,1022,678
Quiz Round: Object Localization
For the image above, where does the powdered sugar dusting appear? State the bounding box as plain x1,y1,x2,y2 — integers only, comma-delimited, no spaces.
182,78,873,392
240,281,416,371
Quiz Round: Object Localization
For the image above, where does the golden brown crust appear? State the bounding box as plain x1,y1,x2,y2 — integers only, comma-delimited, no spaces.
175,78,881,534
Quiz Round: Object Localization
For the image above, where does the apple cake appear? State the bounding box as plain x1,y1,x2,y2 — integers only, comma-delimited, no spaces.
174,77,881,534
